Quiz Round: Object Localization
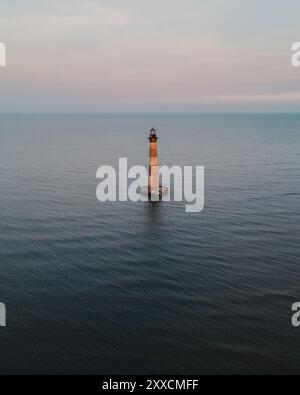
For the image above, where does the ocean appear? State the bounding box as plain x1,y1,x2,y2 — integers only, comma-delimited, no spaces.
0,114,299,374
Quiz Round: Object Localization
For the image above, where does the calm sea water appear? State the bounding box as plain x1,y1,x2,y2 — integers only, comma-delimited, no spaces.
0,114,299,374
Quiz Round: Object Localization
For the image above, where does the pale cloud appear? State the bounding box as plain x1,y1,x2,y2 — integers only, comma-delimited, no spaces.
0,0,299,112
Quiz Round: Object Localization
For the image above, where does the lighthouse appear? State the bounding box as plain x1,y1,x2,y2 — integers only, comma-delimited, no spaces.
148,128,160,195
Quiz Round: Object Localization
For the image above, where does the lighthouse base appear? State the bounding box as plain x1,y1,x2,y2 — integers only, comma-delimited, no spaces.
139,186,168,198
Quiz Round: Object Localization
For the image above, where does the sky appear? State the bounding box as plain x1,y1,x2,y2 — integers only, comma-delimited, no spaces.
0,0,300,113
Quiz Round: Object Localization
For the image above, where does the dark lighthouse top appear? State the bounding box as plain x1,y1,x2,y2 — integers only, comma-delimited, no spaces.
149,128,158,142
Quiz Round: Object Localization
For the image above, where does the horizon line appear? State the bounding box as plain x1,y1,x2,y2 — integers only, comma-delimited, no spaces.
0,112,300,116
